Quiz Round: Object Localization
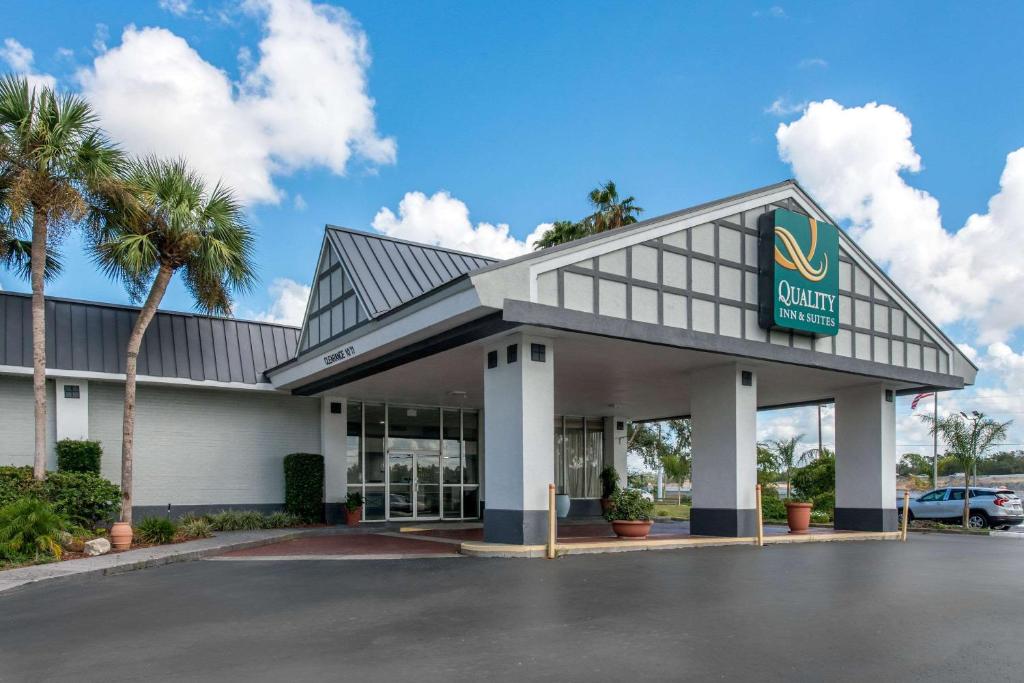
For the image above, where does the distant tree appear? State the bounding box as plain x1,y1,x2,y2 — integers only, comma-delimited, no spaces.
757,442,781,487
922,411,1012,528
0,75,122,480
897,452,932,478
660,453,689,505
533,180,643,249
770,435,807,498
792,450,836,499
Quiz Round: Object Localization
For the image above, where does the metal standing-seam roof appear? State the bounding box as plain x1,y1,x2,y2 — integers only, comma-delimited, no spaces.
325,226,497,318
0,291,299,385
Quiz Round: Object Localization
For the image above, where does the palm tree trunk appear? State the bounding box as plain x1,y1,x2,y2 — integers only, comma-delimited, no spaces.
30,208,47,481
963,479,970,529
119,263,173,525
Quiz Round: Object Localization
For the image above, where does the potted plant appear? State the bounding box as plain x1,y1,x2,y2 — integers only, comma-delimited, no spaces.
344,491,364,527
785,497,813,534
599,466,620,512
555,488,571,518
604,489,655,538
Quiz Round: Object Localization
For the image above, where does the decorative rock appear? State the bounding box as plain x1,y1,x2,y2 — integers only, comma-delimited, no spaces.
83,538,111,556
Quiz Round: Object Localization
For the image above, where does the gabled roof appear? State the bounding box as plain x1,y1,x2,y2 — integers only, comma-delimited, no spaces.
0,291,298,385
326,226,496,319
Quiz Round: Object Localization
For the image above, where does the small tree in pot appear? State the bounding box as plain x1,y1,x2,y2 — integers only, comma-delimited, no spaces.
603,489,655,539
344,490,364,527
599,466,620,512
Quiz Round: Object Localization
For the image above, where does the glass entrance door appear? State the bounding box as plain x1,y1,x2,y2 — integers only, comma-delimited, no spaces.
387,451,440,520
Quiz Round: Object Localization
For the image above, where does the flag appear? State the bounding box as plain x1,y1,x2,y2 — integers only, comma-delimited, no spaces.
911,392,934,410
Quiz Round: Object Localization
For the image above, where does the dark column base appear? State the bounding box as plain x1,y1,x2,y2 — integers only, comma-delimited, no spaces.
834,507,898,532
324,503,344,525
690,508,758,537
484,509,548,545
568,498,602,517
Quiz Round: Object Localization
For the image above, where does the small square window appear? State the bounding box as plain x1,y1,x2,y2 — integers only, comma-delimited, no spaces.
616,421,625,431
487,350,498,369
506,344,518,364
63,385,80,399
530,343,546,362
330,402,342,414
885,389,894,403
741,371,753,387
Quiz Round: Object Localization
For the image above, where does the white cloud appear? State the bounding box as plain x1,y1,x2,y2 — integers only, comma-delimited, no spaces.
372,190,551,260
77,0,395,204
798,57,828,69
765,97,806,117
777,99,1024,344
758,404,835,453
249,277,310,326
753,6,787,18
0,38,56,91
293,193,307,210
158,0,193,16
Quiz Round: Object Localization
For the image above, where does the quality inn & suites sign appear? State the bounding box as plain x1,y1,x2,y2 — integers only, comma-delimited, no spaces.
758,208,839,336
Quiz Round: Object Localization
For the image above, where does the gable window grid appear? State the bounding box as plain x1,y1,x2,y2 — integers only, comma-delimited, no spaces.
551,206,946,373
299,255,368,354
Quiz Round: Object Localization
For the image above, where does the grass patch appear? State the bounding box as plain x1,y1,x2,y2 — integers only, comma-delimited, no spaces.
653,502,691,520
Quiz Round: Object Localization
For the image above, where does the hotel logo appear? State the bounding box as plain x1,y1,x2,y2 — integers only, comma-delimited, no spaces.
758,208,839,336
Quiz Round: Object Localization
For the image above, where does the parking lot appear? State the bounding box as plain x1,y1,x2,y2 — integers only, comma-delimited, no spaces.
2,533,1022,682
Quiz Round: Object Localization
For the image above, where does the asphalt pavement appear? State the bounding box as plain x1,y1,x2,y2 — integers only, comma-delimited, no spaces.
1,534,1021,682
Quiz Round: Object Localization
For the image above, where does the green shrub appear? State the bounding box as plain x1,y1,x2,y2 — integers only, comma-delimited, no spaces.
345,490,364,512
283,453,324,522
603,489,654,522
0,467,119,528
0,498,67,561
207,510,244,531
599,466,621,499
43,472,120,527
811,491,835,516
237,510,268,531
810,509,832,524
0,466,38,508
266,511,301,528
135,517,177,544
178,518,213,539
56,439,103,475
760,487,787,520
792,453,835,499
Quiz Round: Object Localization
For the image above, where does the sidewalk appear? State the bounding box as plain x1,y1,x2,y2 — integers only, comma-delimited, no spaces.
0,527,351,594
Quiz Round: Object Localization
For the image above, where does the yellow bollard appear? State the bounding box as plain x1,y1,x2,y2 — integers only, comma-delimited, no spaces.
901,490,910,542
755,484,764,547
547,483,556,559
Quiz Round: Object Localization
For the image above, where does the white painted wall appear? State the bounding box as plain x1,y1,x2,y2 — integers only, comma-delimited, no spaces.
87,381,321,506
603,416,627,490
690,364,757,511
0,376,57,469
322,397,348,505
834,383,896,510
54,379,89,441
483,332,554,513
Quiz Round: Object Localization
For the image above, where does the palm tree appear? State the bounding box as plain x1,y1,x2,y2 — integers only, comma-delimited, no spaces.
770,434,805,498
922,411,1011,528
0,75,122,480
586,180,643,233
89,158,256,525
533,181,643,249
660,453,690,505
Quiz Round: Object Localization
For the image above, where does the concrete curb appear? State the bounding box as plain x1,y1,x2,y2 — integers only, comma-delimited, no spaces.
0,527,350,595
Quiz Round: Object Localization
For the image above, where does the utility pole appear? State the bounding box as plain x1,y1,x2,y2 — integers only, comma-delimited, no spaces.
817,404,823,455
932,393,939,489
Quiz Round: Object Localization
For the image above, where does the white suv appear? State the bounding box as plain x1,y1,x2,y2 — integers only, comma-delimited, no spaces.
900,487,1024,529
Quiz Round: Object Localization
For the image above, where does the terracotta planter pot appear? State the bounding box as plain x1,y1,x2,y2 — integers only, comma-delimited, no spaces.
345,506,363,527
611,519,654,539
785,502,813,534
110,522,133,550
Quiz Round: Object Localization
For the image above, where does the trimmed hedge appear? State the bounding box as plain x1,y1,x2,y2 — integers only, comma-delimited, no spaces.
283,453,324,522
56,439,103,474
0,466,120,528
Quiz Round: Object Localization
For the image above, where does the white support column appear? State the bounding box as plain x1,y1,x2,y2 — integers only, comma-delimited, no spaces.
834,383,897,531
321,396,348,524
54,378,89,444
689,364,758,537
483,332,554,544
603,416,627,490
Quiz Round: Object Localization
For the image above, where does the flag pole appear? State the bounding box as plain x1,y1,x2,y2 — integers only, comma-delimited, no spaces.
932,392,939,489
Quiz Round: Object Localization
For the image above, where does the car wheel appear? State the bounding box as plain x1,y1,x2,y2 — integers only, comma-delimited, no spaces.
995,525,1011,531
968,511,989,529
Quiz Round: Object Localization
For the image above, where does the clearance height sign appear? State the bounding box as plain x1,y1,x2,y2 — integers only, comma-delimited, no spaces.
758,208,839,336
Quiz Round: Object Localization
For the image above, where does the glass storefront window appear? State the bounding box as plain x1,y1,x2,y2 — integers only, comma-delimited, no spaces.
462,487,480,518
346,402,362,484
363,486,386,520
364,404,386,484
443,486,461,518
463,411,479,484
387,405,440,451
555,415,603,498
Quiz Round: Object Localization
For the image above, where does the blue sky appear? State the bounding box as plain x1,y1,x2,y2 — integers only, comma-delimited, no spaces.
3,1,1024,456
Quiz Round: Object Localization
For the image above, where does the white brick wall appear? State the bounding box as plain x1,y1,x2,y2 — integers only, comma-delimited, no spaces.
0,377,57,469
